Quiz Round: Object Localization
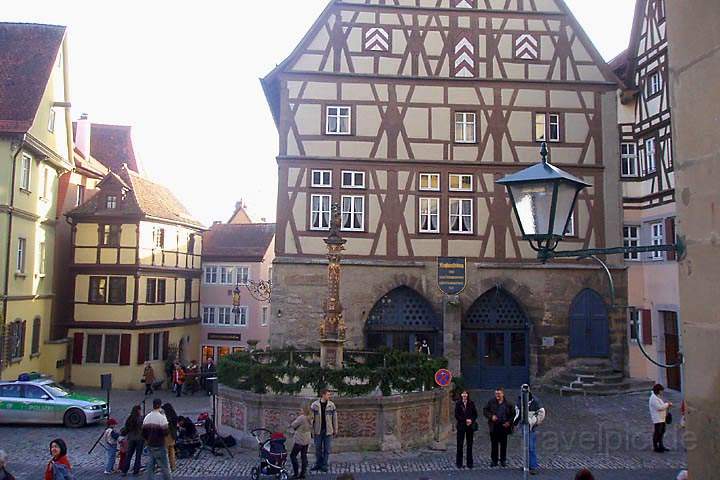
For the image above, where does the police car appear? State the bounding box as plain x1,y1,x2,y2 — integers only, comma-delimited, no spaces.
0,373,108,428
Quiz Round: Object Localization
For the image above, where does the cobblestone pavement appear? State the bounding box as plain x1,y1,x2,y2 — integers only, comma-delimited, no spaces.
0,387,687,479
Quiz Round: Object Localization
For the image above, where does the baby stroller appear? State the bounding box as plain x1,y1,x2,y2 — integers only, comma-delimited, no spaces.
250,428,289,480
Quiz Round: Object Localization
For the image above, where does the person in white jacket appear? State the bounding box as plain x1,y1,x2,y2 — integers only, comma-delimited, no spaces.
649,383,673,453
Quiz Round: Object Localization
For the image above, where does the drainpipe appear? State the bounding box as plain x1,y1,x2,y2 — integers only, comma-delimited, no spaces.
1,136,26,378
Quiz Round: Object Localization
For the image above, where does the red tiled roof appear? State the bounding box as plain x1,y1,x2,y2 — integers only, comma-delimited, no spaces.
0,22,65,133
67,165,203,229
89,123,142,173
202,223,275,261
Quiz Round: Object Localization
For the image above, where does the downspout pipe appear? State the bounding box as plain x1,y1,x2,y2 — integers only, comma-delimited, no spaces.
1,135,26,377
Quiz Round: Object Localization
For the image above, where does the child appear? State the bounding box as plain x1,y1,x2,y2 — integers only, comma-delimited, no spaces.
102,418,120,474
117,429,129,475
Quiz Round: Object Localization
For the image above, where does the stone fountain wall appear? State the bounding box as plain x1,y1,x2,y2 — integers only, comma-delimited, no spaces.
218,386,452,452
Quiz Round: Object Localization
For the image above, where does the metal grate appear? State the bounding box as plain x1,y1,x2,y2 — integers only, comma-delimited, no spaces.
366,287,440,331
464,287,528,330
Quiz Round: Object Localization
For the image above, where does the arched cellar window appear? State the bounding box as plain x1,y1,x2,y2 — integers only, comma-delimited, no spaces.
365,286,441,355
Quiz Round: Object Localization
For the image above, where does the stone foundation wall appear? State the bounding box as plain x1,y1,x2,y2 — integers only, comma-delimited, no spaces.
270,259,629,382
218,386,451,452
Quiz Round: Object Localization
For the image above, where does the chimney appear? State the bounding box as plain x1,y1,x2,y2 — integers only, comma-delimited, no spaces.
76,113,91,159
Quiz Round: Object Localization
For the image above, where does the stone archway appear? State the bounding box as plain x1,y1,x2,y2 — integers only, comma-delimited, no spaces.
365,286,442,355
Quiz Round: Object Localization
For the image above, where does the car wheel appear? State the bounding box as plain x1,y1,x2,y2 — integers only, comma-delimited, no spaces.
63,408,86,428
250,467,260,480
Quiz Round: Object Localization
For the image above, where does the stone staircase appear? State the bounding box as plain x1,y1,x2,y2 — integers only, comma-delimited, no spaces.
545,360,655,396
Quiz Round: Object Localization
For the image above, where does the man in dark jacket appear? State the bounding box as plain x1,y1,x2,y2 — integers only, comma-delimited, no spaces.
142,399,171,480
483,387,515,467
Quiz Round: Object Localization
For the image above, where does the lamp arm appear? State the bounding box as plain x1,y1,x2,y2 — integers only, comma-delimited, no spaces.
633,334,684,369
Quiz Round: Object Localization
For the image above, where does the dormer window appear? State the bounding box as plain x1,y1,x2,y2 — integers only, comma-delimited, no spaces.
106,195,117,209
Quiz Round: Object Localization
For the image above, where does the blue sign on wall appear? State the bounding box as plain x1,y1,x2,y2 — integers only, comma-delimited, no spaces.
437,257,467,295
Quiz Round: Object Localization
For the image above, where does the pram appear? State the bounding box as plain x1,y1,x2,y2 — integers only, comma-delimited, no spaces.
250,428,289,480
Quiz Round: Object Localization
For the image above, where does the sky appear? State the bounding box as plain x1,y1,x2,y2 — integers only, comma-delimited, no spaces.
3,0,635,226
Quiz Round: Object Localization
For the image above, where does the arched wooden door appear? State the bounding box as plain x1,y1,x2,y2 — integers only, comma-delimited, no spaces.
462,288,530,389
365,286,442,355
569,289,610,358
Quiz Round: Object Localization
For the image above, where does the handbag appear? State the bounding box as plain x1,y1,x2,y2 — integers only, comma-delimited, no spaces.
666,411,673,425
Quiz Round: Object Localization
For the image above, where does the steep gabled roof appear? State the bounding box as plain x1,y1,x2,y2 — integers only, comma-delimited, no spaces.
89,123,142,174
67,165,203,229
203,223,275,261
622,0,651,88
0,22,65,133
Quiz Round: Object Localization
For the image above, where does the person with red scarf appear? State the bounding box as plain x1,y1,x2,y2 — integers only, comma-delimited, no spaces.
44,439,74,480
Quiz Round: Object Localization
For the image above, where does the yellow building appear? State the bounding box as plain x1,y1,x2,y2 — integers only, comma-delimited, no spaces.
0,23,75,381
66,165,204,389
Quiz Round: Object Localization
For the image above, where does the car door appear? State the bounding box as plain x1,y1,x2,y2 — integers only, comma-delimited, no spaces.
0,384,26,423
22,384,57,424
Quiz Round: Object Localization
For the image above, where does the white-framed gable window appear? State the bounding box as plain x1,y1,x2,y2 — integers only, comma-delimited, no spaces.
449,198,473,234
341,195,364,231
204,266,218,284
48,107,56,133
419,173,440,191
326,106,351,135
20,153,32,191
645,137,657,173
647,71,663,97
623,225,640,260
311,170,332,188
311,194,331,230
341,171,365,189
621,143,638,177
419,198,440,233
650,222,664,260
449,174,473,192
454,112,476,143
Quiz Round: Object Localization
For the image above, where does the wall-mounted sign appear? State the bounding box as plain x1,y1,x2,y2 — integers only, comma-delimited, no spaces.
437,257,467,295
434,368,453,387
207,333,242,342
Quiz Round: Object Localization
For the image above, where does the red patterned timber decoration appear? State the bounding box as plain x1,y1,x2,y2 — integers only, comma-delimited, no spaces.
221,398,246,432
400,404,431,437
337,410,377,438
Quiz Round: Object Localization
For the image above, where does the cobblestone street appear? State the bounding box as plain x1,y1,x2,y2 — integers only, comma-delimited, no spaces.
0,387,687,479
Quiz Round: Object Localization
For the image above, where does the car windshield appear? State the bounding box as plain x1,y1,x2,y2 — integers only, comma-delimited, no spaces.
43,383,70,398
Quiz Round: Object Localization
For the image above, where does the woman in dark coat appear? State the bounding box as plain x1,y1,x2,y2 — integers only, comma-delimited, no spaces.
120,405,144,475
454,390,478,469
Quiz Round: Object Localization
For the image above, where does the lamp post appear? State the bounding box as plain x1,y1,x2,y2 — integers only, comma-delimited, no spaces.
320,203,347,369
496,142,684,369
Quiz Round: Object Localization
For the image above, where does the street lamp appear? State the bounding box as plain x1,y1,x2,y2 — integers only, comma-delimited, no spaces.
496,142,685,369
496,142,589,256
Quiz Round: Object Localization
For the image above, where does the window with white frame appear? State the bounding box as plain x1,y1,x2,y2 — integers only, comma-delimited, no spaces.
38,242,46,275
76,185,85,206
202,306,216,325
629,308,640,340
449,198,473,234
449,174,472,192
341,195,364,231
621,143,638,177
41,167,50,200
146,278,166,304
218,306,232,325
623,225,640,260
548,114,560,142
48,107,56,133
311,194,331,230
647,71,663,96
341,171,365,189
535,113,561,142
16,237,26,273
20,153,31,191
153,227,165,248
261,307,268,326
326,106,351,135
311,170,332,188
645,137,657,173
419,173,440,191
219,266,234,284
234,306,248,326
419,198,440,233
106,195,117,209
454,112,477,143
651,222,664,260
204,266,218,284
535,114,546,141
236,266,249,285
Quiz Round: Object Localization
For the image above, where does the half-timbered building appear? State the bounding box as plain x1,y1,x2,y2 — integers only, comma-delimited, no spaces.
65,164,204,389
263,0,626,388
612,0,681,391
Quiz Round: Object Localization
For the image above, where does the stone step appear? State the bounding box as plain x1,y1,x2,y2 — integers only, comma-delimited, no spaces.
544,378,656,397
569,365,618,376
557,372,624,384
